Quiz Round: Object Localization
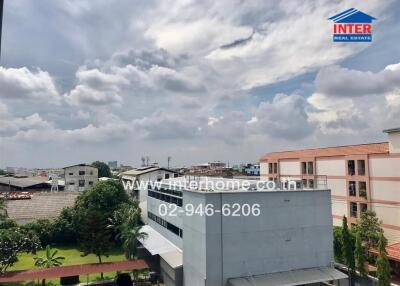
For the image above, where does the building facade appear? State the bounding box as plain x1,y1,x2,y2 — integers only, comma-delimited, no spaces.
64,164,98,192
260,129,400,243
140,177,346,286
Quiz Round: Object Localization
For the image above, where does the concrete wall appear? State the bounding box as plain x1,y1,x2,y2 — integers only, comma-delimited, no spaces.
369,157,400,177
370,180,400,202
316,159,346,176
183,190,334,286
326,178,346,197
259,163,268,180
64,165,98,192
147,197,183,249
279,161,300,175
388,132,400,153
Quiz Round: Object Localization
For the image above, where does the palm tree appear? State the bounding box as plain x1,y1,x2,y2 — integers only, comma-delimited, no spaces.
120,225,147,261
34,245,65,286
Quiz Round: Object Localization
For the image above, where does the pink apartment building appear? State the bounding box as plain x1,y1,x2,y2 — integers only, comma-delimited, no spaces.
260,128,400,262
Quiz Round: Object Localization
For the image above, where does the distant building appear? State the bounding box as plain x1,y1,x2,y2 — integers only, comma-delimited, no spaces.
108,161,118,170
243,163,260,176
64,164,98,192
120,166,178,222
0,176,63,193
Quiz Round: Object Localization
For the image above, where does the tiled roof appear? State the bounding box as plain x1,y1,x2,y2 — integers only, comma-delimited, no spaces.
260,142,389,161
370,242,400,262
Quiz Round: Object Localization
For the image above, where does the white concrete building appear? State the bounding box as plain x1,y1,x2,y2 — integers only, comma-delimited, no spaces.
120,166,178,222
139,177,347,286
64,164,98,192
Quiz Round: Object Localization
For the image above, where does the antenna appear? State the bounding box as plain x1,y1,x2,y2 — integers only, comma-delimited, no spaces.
146,156,150,166
141,157,146,167
50,173,59,192
167,156,171,169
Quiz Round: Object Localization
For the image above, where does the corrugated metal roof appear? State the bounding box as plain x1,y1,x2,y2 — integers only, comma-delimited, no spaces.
0,176,49,188
121,167,175,177
228,267,347,286
260,142,389,161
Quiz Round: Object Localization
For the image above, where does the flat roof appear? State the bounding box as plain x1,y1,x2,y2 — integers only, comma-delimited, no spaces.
260,142,389,161
156,176,328,193
228,267,347,286
0,260,148,283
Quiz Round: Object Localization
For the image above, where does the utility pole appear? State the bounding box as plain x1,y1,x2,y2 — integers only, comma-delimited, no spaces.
0,0,4,61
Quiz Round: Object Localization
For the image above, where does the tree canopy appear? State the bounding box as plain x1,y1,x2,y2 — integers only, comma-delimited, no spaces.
91,161,112,178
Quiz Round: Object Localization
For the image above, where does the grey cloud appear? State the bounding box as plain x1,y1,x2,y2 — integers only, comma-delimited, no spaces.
315,65,400,97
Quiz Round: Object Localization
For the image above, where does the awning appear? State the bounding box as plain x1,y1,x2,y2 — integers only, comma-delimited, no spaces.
0,260,148,283
228,267,347,286
139,225,181,255
160,250,183,269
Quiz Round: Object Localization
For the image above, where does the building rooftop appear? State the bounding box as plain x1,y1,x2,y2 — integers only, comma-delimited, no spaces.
120,166,175,177
383,127,400,134
0,176,49,188
261,142,389,161
63,163,95,169
157,176,323,193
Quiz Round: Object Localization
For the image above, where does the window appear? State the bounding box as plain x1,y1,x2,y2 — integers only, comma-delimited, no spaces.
79,171,85,176
357,160,366,176
307,162,314,175
359,181,367,198
269,177,274,181
89,171,93,175
273,163,278,174
360,203,368,213
69,172,73,176
308,179,314,188
268,163,273,174
348,160,355,176
165,173,170,179
79,180,85,187
148,211,183,238
302,179,307,188
349,181,356,196
301,162,307,175
350,202,358,218
69,182,75,185
88,181,93,186
174,173,179,178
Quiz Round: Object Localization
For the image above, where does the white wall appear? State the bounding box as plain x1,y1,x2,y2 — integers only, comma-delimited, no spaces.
279,161,300,175
388,132,400,153
326,179,346,197
369,157,400,177
316,159,345,176
332,200,347,218
260,163,269,179
372,204,400,228
370,180,400,202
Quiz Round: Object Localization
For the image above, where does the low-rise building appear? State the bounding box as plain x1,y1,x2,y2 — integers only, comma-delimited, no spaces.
64,164,98,192
259,128,400,260
243,163,260,176
0,176,60,193
139,176,347,286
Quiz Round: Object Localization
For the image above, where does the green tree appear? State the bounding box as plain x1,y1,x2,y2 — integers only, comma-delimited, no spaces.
0,228,41,273
22,219,54,247
357,210,383,251
34,245,65,286
77,209,112,279
333,226,344,263
342,216,355,281
0,197,7,220
0,169,6,175
108,203,145,260
52,207,78,244
355,230,367,277
91,161,111,178
376,233,391,286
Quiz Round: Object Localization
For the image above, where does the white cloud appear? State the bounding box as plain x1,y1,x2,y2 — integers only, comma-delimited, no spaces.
0,67,60,102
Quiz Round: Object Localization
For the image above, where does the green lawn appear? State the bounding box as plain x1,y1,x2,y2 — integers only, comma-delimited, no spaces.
5,245,127,286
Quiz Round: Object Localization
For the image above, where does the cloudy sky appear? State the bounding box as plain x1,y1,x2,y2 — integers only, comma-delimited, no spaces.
1,0,400,168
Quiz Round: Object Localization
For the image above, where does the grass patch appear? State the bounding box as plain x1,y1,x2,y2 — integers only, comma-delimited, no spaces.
5,245,126,285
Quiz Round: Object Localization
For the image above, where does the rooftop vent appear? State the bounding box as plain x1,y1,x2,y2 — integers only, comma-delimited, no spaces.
383,128,400,153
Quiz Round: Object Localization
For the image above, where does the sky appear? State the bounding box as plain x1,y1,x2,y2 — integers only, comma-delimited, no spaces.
1,0,400,168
